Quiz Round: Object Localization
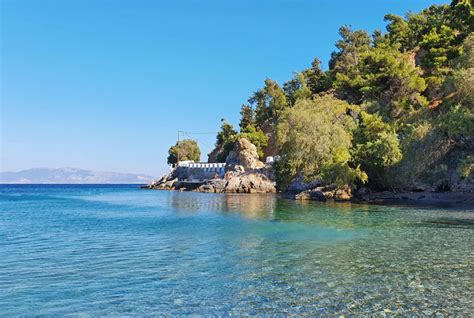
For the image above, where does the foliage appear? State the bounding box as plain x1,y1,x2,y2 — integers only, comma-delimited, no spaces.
444,34,474,108
329,25,372,76
450,0,474,36
437,35,474,145
240,125,269,158
167,139,201,164
284,59,331,106
249,78,288,126
275,95,366,190
215,119,238,162
283,73,311,106
458,155,474,178
353,112,403,187
334,43,427,117
303,58,332,95
239,104,255,130
210,0,474,191
436,103,474,142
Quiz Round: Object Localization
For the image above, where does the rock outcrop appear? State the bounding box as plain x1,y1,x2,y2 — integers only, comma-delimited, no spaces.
144,138,276,194
294,185,352,201
286,175,322,193
225,138,265,170
198,138,275,193
196,170,275,193
142,173,177,190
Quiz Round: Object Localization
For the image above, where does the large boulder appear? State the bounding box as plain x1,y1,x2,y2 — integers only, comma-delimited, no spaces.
196,178,227,193
226,138,265,171
145,174,177,190
196,170,276,194
224,171,276,193
286,175,322,193
294,186,352,201
295,189,326,201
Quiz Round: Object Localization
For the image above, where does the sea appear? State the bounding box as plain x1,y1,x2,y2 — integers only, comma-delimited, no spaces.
0,184,472,315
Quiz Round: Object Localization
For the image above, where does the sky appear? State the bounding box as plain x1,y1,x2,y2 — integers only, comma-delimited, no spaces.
1,0,448,176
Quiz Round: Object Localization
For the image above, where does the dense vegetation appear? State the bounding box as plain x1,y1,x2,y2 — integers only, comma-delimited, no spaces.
212,0,473,192
167,139,201,164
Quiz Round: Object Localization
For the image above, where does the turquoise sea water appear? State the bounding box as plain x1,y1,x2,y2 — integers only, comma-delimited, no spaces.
0,184,472,316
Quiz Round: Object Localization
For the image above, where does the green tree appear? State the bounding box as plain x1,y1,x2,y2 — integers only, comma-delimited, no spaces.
384,14,412,51
421,24,462,90
450,0,474,38
334,43,427,118
239,104,255,130
249,78,288,126
329,26,372,75
303,58,331,95
444,34,474,108
167,139,201,164
438,35,474,145
240,125,269,158
216,119,238,145
215,119,238,162
283,72,311,106
437,104,474,143
275,95,366,190
352,112,403,187
329,26,373,104
458,155,474,178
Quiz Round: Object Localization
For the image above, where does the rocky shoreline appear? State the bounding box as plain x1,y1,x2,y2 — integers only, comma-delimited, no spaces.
356,190,474,206
143,138,276,194
143,179,474,206
143,168,276,194
144,137,473,207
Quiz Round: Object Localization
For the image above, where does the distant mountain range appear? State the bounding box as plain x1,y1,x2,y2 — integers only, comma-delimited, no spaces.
0,167,156,184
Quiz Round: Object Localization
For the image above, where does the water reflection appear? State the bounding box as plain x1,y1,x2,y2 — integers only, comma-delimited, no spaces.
167,191,474,231
1,185,473,316
168,192,277,219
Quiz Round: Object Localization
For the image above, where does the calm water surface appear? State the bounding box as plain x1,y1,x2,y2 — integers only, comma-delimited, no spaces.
0,184,472,316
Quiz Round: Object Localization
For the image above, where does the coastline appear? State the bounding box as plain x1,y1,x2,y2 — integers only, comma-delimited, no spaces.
356,190,474,207
143,184,474,208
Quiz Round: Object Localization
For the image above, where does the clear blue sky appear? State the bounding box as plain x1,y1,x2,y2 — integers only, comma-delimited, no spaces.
1,0,447,176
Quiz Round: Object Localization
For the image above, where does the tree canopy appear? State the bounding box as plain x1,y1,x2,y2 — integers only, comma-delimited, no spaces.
210,0,474,191
167,139,201,164
275,95,366,189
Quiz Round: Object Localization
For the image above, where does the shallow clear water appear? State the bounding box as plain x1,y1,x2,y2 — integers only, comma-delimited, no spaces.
0,184,472,316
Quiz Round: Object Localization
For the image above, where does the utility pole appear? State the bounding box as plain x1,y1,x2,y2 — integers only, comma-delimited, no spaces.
177,131,180,165
177,130,184,165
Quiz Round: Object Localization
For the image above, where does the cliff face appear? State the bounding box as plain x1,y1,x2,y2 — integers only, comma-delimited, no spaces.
144,138,276,193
